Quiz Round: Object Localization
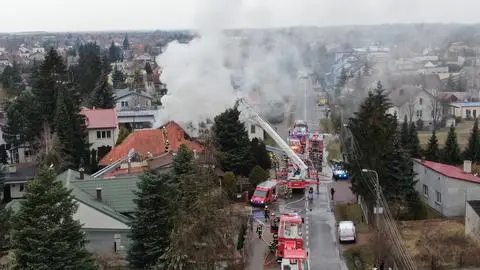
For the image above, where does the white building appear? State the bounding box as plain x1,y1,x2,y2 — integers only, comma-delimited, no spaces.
465,200,480,244
80,107,119,149
450,102,480,119
414,159,480,217
387,85,440,126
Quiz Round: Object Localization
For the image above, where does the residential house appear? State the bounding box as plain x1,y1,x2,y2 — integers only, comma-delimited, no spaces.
414,159,480,217
6,169,133,255
114,88,158,130
99,121,204,175
80,107,119,149
387,85,440,127
450,102,480,119
465,200,480,244
246,120,265,141
2,164,36,202
418,61,448,74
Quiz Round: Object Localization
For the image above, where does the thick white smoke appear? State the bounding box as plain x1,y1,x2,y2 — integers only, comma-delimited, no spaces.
156,0,308,127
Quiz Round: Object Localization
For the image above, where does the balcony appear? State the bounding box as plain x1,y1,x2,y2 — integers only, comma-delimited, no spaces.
116,106,163,126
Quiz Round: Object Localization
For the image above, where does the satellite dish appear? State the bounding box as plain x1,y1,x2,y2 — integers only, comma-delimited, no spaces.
127,148,135,159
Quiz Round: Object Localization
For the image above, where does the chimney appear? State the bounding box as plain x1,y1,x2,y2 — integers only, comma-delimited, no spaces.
79,167,85,180
96,187,102,201
464,160,472,174
127,158,132,174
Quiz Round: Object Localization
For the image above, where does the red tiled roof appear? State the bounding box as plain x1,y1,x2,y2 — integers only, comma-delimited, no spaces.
415,159,480,184
80,107,117,129
99,121,205,166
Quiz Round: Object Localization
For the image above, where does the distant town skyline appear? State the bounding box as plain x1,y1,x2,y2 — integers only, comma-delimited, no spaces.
0,0,479,33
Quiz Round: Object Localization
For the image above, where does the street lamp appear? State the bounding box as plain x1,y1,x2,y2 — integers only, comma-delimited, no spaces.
361,169,382,227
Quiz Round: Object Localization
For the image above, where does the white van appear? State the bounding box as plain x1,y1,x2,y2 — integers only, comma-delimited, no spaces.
338,221,356,243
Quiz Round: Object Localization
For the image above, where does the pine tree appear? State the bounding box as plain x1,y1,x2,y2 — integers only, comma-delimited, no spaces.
109,41,119,62
213,105,253,176
76,42,102,97
116,126,131,146
123,34,129,50
250,138,271,170
88,74,115,109
12,168,97,270
112,66,126,89
400,115,410,148
0,207,12,256
446,74,456,91
464,118,480,162
442,124,462,165
128,172,174,269
346,81,398,201
425,130,440,161
249,165,269,187
173,144,194,176
408,121,422,158
0,144,8,164
32,48,68,126
145,62,153,75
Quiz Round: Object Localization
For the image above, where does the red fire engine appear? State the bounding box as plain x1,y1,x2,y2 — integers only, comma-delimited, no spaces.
276,213,305,262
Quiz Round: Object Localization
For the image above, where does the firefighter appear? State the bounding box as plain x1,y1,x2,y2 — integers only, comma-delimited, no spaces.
264,205,270,221
256,223,263,239
271,213,279,233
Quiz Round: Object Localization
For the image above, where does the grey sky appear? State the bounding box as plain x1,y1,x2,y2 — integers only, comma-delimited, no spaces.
0,0,478,32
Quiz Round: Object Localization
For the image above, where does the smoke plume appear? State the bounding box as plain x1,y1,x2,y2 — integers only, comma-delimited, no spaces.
156,0,309,127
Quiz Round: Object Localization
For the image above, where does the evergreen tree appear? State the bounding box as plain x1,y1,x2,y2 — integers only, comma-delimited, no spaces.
425,130,440,161
88,74,115,109
400,115,410,148
112,66,126,89
408,121,422,158
123,34,129,50
108,41,120,62
0,207,12,256
1,63,22,90
32,48,68,126
222,172,237,199
145,62,153,75
101,52,112,74
464,118,480,162
346,81,399,202
76,42,102,96
12,168,97,270
0,144,8,164
249,165,269,187
97,145,112,161
385,134,418,206
213,105,253,176
2,92,43,149
116,126,131,146
128,172,174,269
173,144,194,176
250,138,271,170
446,74,456,91
335,68,348,97
442,124,462,165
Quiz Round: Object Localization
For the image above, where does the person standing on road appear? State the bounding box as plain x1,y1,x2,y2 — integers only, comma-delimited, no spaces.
330,187,335,201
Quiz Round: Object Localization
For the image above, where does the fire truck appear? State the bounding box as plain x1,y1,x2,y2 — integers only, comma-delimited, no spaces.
276,213,306,263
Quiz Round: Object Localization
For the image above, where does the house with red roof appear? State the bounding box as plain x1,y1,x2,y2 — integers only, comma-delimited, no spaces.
80,107,119,150
414,159,480,217
98,121,204,176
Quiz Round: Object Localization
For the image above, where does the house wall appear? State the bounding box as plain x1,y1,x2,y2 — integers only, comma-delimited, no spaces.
88,128,118,150
452,106,480,119
74,201,129,230
414,161,480,217
83,230,131,256
465,203,480,244
9,183,26,199
396,91,439,126
247,123,265,141
115,94,151,109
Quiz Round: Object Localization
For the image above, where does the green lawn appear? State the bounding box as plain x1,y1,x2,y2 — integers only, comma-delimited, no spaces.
418,120,475,149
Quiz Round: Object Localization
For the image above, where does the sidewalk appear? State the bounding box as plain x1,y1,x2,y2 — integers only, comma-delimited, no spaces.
246,219,274,270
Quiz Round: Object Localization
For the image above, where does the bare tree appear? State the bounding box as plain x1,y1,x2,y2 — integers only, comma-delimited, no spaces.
406,97,416,124
428,89,443,130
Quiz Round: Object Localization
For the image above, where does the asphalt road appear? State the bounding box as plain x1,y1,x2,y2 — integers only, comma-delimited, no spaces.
275,75,347,270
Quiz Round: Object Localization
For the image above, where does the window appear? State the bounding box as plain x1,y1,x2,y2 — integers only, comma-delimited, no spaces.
250,125,256,134
121,101,129,107
419,98,423,105
435,191,442,203
416,110,423,118
423,184,429,197
12,148,19,163
19,183,25,192
97,130,112,139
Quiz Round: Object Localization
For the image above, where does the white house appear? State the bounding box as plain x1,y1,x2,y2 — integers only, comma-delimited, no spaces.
465,200,480,244
246,121,265,141
387,85,440,126
450,102,480,119
80,107,119,149
114,88,153,109
414,159,480,217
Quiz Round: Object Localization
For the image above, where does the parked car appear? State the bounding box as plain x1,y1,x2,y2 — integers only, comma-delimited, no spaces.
331,161,349,180
338,220,356,243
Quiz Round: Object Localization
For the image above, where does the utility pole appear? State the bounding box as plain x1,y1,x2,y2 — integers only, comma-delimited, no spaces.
362,169,381,262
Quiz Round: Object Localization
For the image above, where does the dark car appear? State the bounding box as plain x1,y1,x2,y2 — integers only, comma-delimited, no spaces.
331,161,349,180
